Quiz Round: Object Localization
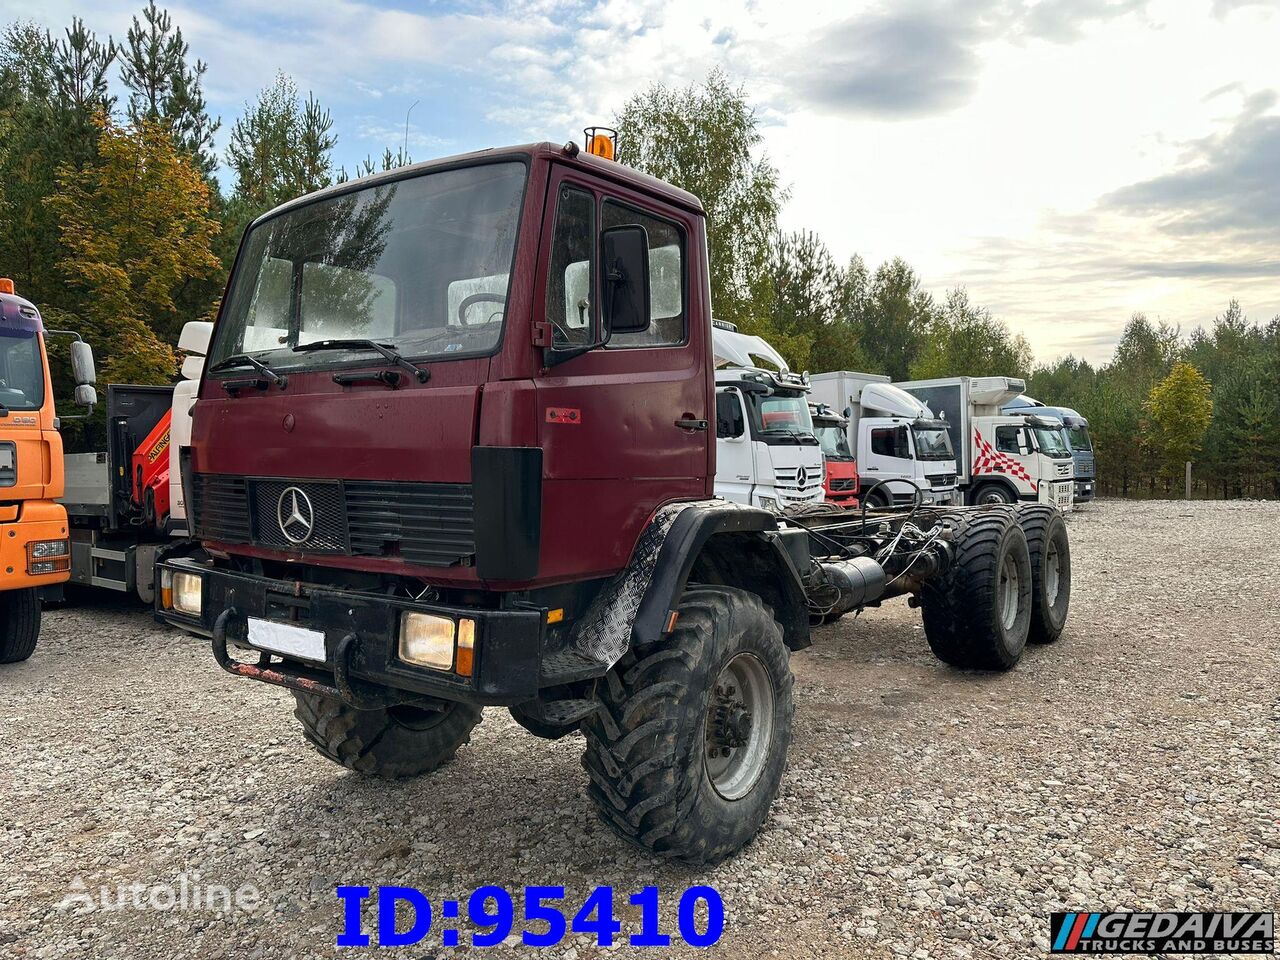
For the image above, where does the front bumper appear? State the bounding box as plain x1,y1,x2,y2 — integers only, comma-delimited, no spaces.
1,501,71,589
1074,479,1095,502
157,559,545,707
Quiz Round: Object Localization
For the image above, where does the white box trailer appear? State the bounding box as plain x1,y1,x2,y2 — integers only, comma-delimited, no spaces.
896,376,1074,508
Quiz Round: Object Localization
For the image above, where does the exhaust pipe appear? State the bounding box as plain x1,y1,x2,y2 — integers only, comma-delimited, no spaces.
812,556,887,618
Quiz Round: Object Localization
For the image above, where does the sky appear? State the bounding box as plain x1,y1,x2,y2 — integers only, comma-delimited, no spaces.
5,0,1279,365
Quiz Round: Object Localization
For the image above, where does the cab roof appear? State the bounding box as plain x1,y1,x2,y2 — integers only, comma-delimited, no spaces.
252,141,705,229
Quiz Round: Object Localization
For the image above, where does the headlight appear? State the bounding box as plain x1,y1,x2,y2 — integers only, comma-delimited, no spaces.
398,612,479,675
758,496,778,512
399,612,456,670
171,571,203,615
27,539,70,575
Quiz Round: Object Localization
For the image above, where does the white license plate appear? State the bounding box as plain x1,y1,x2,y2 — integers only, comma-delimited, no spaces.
247,618,327,663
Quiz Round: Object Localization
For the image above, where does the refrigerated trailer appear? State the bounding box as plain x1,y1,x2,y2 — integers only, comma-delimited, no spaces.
897,376,1074,508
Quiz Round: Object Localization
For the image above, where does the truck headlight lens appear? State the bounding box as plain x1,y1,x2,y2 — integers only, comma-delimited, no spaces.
399,612,456,671
27,539,70,575
171,572,203,615
759,496,778,512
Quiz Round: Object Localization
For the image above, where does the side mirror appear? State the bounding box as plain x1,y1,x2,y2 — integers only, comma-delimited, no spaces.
70,340,96,386
74,383,97,407
601,225,650,336
178,320,213,356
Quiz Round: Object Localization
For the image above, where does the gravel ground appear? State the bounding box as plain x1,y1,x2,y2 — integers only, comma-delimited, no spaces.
2,499,1278,959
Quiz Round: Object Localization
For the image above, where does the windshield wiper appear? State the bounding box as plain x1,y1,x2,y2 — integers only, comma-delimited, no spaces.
293,339,429,383
206,353,287,389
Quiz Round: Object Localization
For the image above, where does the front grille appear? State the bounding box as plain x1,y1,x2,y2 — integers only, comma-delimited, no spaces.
829,477,856,493
928,474,957,488
1056,462,1072,478
254,480,348,553
192,474,251,542
345,481,475,566
191,473,475,568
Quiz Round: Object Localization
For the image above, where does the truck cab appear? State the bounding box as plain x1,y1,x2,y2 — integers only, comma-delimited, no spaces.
1003,395,1095,503
809,403,858,508
0,278,96,661
809,371,959,508
899,376,1074,509
712,324,823,511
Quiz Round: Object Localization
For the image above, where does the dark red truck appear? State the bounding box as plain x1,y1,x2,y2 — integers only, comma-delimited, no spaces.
158,137,1073,865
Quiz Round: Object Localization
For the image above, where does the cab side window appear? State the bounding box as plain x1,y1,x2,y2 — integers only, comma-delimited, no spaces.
871,426,910,458
602,201,685,348
995,426,1023,454
716,390,744,439
544,186,595,346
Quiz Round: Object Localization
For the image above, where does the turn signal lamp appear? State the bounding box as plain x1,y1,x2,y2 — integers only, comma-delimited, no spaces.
0,278,14,295
584,126,617,160
455,619,476,677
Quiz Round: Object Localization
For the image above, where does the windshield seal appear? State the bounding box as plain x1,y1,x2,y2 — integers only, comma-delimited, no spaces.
743,390,818,446
0,330,45,412
911,424,954,461
1033,427,1071,458
208,155,531,377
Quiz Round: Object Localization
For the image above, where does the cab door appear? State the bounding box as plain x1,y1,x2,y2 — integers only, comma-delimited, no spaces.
532,165,712,581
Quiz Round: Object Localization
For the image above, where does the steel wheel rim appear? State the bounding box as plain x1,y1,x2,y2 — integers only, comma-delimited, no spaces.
999,553,1021,632
980,490,1007,504
1044,540,1061,606
704,653,774,801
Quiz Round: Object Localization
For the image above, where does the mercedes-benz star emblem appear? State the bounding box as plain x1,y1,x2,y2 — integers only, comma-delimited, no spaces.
796,465,808,488
277,487,314,544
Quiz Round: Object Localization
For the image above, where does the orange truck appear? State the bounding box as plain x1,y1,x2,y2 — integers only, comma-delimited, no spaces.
0,278,96,663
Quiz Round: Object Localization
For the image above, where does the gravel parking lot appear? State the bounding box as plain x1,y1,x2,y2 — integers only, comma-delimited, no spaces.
2,499,1278,958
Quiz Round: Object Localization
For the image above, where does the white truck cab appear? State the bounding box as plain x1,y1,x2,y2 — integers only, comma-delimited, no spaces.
809,371,960,508
897,376,1075,510
713,325,824,511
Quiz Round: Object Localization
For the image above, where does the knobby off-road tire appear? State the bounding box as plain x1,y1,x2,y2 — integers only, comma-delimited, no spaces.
292,691,482,779
1015,504,1072,644
0,588,40,664
581,586,794,867
921,509,1033,670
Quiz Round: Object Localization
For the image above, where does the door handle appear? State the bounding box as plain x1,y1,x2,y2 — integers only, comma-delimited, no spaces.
674,418,709,431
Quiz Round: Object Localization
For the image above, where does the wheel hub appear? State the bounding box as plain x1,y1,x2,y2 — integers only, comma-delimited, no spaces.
708,686,753,752
703,653,775,801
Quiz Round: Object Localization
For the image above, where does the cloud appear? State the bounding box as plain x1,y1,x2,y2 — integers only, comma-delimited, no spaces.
1101,90,1280,244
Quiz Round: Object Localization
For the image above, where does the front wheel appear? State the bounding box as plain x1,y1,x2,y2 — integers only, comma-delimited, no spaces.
0,588,41,664
292,691,482,779
972,482,1015,505
581,586,794,866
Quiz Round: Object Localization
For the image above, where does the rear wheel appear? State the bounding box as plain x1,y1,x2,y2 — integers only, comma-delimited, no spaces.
292,691,482,779
1016,504,1072,644
581,585,794,866
863,488,890,509
920,509,1032,670
0,588,40,664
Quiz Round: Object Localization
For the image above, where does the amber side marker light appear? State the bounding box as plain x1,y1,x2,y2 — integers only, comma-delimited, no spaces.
584,126,616,161
0,278,14,295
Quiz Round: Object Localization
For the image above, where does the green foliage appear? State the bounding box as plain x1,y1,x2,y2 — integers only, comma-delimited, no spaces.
911,288,1033,380
1143,362,1213,476
616,69,784,330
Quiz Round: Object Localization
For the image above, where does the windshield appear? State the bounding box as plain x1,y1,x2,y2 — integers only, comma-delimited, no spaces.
210,161,527,370
0,329,44,411
911,425,954,461
1034,427,1072,458
744,392,817,445
1068,424,1092,452
814,422,853,459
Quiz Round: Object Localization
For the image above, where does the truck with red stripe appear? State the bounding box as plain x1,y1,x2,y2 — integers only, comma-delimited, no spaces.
897,376,1074,509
